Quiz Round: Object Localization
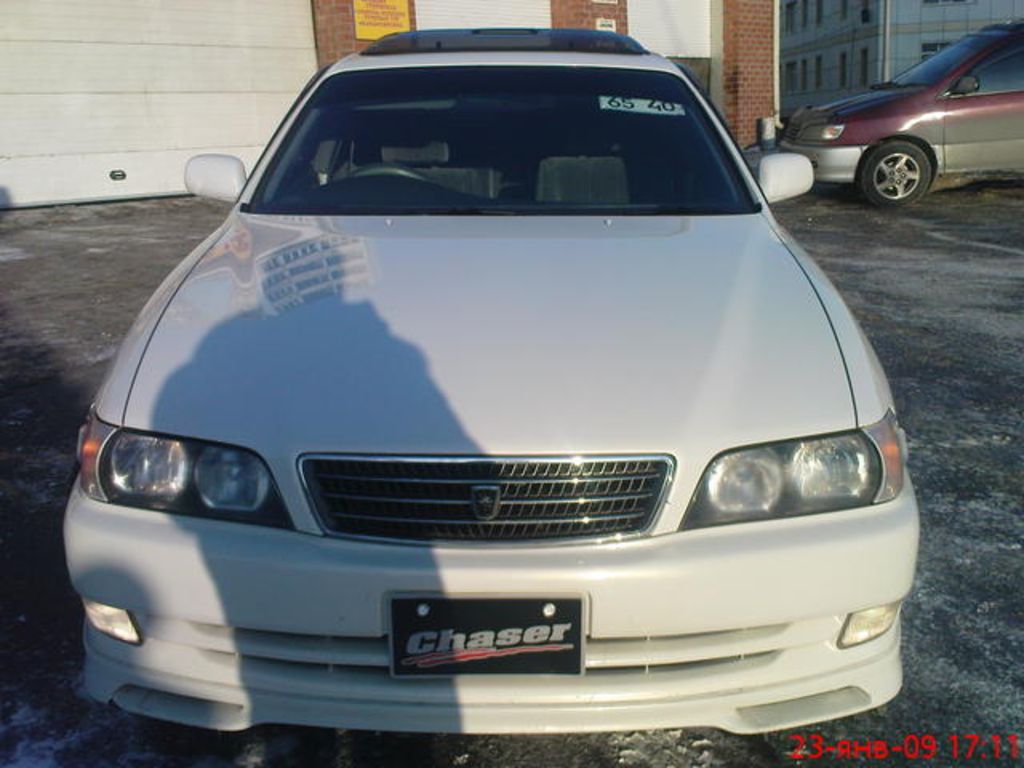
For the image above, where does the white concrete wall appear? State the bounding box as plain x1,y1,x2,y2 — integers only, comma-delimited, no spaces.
414,0,551,29
0,0,318,207
628,0,712,58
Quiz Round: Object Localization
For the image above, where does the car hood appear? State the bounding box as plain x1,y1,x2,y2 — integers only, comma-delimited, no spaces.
797,86,925,119
124,212,853,480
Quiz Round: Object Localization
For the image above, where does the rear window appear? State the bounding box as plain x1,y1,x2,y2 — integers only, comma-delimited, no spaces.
249,66,756,216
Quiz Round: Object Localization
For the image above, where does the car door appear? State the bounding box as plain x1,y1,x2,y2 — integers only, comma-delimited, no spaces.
942,41,1024,172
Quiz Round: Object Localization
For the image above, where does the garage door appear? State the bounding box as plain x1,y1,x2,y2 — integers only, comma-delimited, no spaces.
414,0,551,30
0,0,317,208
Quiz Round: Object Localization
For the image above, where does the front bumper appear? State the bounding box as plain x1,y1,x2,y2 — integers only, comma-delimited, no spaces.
780,141,867,184
65,485,918,734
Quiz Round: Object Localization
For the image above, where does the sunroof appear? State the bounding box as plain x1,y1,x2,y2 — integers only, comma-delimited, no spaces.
362,28,647,56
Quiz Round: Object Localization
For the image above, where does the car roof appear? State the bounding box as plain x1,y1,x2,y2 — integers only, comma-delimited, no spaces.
363,28,646,56
325,28,679,78
979,19,1024,35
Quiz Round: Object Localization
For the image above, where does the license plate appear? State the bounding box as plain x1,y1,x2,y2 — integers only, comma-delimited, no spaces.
389,596,584,677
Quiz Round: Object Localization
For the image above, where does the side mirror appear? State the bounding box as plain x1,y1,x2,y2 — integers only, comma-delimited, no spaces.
949,75,979,96
185,154,247,202
758,152,814,203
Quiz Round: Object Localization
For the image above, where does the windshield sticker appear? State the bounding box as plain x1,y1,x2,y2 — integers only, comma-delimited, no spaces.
599,96,686,116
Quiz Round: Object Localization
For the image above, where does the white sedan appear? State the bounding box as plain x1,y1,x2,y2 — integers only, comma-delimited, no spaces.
65,28,918,734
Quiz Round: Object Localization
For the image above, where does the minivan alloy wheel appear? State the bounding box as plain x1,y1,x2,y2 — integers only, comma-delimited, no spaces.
858,140,933,207
873,153,921,201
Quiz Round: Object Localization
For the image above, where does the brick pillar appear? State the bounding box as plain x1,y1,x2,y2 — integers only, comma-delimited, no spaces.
311,0,418,67
720,0,774,146
550,0,628,34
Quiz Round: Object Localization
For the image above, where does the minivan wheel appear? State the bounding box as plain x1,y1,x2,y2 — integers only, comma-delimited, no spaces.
858,141,933,207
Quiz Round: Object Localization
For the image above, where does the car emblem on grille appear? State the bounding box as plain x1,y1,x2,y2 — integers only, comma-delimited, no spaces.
470,485,502,521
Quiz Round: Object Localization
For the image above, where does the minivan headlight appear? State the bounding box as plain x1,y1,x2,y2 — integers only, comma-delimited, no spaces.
78,414,288,528
802,123,845,141
684,412,905,530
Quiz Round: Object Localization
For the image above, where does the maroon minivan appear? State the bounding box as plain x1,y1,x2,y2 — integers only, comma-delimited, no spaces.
782,21,1024,206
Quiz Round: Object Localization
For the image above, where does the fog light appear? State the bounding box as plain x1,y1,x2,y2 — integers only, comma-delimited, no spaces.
838,602,900,648
83,599,141,644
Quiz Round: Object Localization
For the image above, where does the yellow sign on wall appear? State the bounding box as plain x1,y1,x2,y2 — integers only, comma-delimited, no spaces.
354,0,411,41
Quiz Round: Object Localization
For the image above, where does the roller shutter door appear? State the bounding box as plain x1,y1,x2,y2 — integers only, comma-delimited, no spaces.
0,0,317,207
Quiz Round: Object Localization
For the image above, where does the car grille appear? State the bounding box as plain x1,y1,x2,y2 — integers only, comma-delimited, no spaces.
782,110,827,142
302,456,674,542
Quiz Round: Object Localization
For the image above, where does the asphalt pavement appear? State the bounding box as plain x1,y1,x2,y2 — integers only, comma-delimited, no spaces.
1,181,1021,767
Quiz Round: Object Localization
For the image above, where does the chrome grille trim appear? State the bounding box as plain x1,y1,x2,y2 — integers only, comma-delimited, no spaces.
300,454,675,544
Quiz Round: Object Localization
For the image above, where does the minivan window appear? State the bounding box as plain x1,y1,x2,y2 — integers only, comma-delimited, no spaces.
250,67,756,216
974,45,1024,94
891,34,991,87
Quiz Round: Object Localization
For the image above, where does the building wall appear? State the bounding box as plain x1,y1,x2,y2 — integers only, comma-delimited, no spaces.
720,0,777,144
628,1,711,57
780,0,881,115
551,0,629,33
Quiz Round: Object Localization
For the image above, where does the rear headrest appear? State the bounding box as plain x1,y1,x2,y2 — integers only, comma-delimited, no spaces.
536,156,629,204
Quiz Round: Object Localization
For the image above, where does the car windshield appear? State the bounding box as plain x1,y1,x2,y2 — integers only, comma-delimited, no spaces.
249,66,756,216
891,34,992,87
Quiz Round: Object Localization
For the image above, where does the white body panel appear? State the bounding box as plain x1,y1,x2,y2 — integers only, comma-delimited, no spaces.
67,43,919,734
0,0,316,207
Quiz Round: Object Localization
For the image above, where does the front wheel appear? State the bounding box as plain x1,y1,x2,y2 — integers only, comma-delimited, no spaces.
858,141,933,207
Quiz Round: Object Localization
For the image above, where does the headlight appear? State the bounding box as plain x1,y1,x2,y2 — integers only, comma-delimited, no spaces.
802,123,845,141
194,447,270,511
77,414,288,528
684,412,906,530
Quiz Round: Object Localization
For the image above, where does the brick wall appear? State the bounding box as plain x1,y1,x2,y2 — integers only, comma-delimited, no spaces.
550,0,628,34
311,0,418,67
720,0,775,146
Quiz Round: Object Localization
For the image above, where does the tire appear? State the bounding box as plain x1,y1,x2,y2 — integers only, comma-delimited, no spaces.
857,140,934,207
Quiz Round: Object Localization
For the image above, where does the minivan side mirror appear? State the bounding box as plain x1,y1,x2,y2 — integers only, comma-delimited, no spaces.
758,153,814,203
185,154,247,202
949,75,980,96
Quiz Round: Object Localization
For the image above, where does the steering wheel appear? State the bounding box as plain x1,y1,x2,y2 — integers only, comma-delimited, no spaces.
345,163,429,183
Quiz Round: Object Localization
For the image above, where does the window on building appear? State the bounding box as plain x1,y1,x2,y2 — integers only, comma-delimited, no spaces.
785,61,798,93
802,0,809,29
841,0,849,20
921,41,951,60
974,44,1024,94
785,1,796,34
816,0,823,25
839,51,849,87
859,47,869,86
923,0,968,4
801,58,808,91
814,55,823,89
861,0,871,23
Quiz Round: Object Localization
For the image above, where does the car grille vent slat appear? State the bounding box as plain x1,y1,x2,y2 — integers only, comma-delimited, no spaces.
304,456,673,542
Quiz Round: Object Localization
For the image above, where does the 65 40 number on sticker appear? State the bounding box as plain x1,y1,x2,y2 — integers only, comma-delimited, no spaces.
599,95,686,116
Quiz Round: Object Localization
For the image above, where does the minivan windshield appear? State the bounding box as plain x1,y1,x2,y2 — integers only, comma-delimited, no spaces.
891,34,991,87
249,67,756,216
